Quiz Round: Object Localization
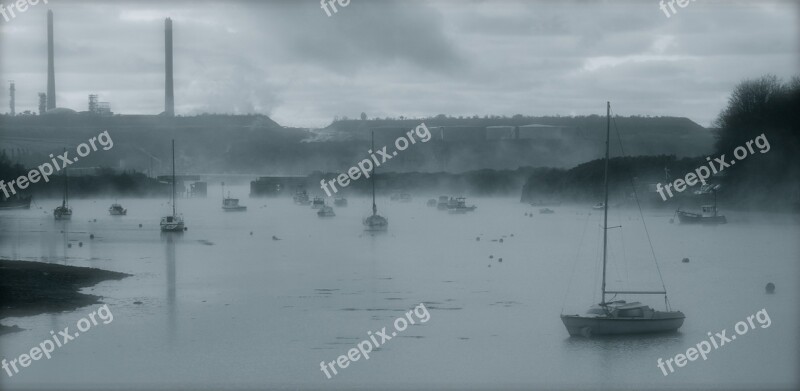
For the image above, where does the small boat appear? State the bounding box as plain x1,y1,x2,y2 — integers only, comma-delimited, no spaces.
676,188,726,224
676,206,726,224
160,140,185,232
54,156,72,220
560,102,684,337
317,205,335,217
592,202,605,210
426,198,437,207
436,195,449,210
391,193,412,202
448,197,477,214
363,131,388,232
293,189,310,205
539,208,554,214
109,203,127,215
334,197,348,207
310,197,325,209
221,182,247,211
0,194,32,210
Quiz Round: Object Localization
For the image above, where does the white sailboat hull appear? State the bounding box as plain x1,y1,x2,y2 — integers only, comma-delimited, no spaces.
561,312,685,337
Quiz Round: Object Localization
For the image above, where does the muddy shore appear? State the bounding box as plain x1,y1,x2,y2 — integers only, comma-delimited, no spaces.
0,259,130,334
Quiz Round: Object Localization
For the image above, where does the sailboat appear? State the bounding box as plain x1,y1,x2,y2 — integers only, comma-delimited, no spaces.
363,131,388,232
160,140,185,232
560,102,684,337
53,150,72,220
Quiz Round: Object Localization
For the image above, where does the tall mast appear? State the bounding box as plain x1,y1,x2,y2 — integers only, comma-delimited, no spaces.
371,131,377,216
172,139,177,216
62,148,68,208
601,102,610,305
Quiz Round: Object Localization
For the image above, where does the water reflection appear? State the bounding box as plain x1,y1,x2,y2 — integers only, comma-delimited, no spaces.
162,232,180,341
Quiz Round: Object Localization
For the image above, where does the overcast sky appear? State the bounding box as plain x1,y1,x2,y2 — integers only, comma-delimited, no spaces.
0,0,797,128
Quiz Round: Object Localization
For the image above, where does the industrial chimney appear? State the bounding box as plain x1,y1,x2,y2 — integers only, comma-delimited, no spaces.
9,81,15,116
165,17,174,117
47,10,56,111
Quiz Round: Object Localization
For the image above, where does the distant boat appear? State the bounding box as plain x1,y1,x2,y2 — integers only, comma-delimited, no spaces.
676,187,726,224
317,205,335,217
334,196,348,207
293,189,310,205
561,102,684,337
448,197,477,214
426,198,437,207
436,195,449,210
0,194,32,210
160,140,185,232
363,131,388,232
310,197,325,209
390,193,412,202
54,154,72,220
109,203,127,216
539,208,555,214
221,182,247,211
592,202,605,210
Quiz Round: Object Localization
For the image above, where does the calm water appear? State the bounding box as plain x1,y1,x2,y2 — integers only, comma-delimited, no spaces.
1,188,798,390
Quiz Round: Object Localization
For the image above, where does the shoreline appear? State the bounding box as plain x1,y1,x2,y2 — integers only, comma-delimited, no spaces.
0,259,131,335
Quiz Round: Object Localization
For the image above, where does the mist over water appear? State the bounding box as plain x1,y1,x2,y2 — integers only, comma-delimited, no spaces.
0,188,797,390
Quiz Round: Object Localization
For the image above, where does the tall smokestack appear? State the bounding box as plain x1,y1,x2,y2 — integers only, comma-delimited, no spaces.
47,10,56,111
9,81,15,116
165,17,174,117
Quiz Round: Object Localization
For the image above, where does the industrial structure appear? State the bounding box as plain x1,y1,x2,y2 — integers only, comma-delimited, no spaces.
165,17,174,117
46,10,56,111
88,94,113,116
8,81,14,116
38,93,46,115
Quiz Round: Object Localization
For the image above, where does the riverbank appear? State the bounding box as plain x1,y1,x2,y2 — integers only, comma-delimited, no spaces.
0,259,130,334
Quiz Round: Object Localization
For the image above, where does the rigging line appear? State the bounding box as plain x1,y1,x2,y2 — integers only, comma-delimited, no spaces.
561,209,593,314
610,111,669,297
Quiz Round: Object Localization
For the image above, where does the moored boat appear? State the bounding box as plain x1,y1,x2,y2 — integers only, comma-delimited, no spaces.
160,140,185,232
109,203,127,215
54,156,72,220
334,196,348,207
560,102,684,337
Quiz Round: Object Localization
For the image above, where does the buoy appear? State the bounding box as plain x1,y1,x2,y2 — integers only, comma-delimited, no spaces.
139,224,142,228
184,227,188,231
499,238,504,243
488,264,491,268
67,243,72,248
489,255,493,259
529,214,533,218
766,282,775,293
250,231,253,236
93,219,97,222
78,242,83,247
682,258,689,263
90,234,94,239
498,258,503,262
510,234,514,237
